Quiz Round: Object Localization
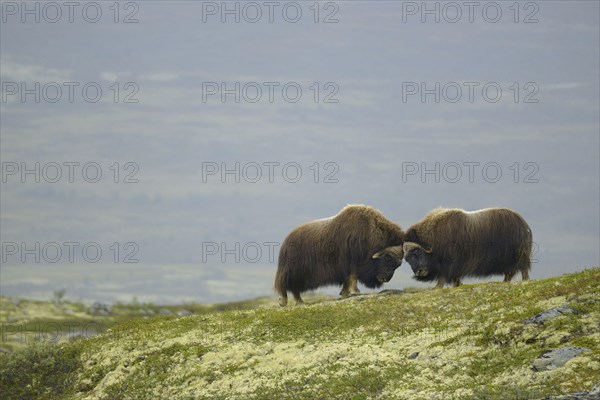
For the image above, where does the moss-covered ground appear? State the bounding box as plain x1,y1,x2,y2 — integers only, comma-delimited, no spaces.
1,268,599,399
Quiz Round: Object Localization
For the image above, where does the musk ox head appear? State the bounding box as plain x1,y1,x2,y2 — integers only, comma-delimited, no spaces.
403,242,437,282
362,245,404,288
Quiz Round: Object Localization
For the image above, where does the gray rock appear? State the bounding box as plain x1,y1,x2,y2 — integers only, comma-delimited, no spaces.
177,309,193,316
159,308,173,315
0,347,13,354
408,352,419,359
532,347,590,371
525,306,575,325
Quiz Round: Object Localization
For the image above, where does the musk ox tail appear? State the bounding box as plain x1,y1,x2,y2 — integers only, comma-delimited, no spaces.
274,241,289,293
274,245,290,306
273,268,288,306
273,268,286,294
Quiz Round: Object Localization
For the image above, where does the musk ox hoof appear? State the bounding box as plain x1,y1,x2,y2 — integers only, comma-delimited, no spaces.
278,297,288,307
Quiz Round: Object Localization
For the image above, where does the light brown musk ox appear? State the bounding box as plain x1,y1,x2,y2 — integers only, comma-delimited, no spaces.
274,205,404,306
403,207,532,288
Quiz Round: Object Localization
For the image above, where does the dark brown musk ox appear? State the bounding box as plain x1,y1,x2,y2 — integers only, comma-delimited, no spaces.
274,205,405,306
403,208,532,288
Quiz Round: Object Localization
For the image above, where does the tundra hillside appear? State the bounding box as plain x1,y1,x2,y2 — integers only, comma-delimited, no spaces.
1,268,599,399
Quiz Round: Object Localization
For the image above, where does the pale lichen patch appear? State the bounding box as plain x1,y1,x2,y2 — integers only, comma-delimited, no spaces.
537,296,569,310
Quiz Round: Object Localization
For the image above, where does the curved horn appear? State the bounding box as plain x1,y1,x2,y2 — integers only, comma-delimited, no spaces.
403,242,433,253
386,245,404,258
402,242,421,252
372,245,404,259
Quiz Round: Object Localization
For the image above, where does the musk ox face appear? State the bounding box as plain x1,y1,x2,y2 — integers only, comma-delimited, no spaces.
363,246,404,288
403,242,438,282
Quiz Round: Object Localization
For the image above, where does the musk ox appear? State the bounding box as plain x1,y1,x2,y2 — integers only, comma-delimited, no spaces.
274,205,404,306
403,208,532,288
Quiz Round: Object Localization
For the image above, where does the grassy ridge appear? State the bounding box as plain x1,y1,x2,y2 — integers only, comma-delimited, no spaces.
1,268,599,399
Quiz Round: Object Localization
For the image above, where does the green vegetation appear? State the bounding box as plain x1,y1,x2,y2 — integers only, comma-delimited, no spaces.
0,294,301,352
1,268,599,399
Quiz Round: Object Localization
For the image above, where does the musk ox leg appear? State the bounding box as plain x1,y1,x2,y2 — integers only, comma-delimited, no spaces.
452,278,462,287
339,281,350,298
292,291,304,305
518,257,531,281
435,276,447,288
278,293,288,307
503,271,517,282
351,277,361,295
340,273,360,298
